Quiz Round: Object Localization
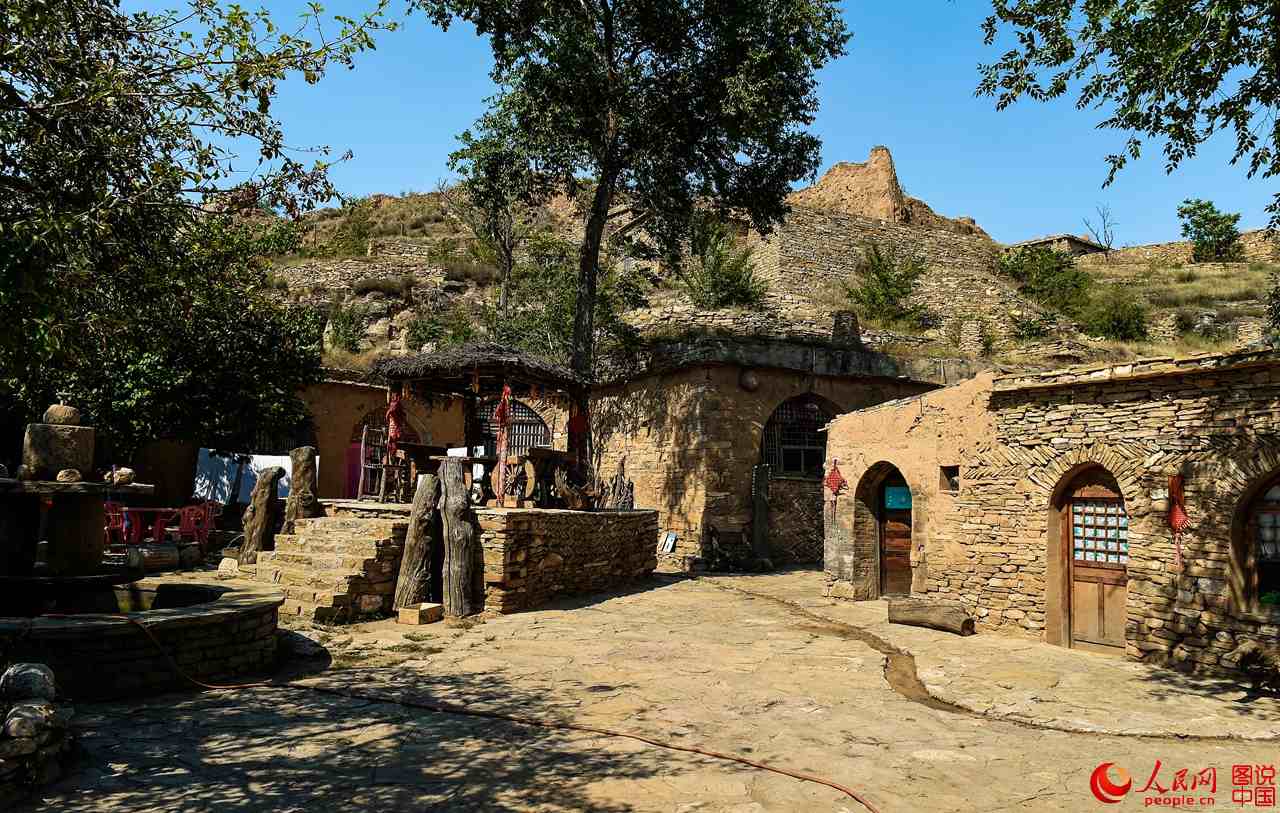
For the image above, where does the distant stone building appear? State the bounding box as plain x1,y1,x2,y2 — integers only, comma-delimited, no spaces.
824,346,1280,674
1008,233,1107,257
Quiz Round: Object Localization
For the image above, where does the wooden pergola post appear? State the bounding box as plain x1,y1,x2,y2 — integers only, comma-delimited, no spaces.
440,457,481,616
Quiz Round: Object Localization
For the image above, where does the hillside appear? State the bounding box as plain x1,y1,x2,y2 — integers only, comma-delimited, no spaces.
261,150,1280,373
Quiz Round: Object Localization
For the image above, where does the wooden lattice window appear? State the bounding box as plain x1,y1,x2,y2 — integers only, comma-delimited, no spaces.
1247,481,1280,604
478,399,551,458
1070,497,1130,568
760,395,835,479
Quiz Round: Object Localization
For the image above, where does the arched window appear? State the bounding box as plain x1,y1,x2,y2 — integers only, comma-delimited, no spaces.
1245,478,1280,605
760,394,837,478
478,399,551,457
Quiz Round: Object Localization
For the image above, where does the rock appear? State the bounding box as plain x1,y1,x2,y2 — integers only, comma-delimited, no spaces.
22,424,94,480
282,447,324,533
55,468,81,483
365,317,392,341
0,664,56,701
41,404,81,426
239,466,285,565
397,603,444,625
277,629,328,658
217,557,241,578
103,467,135,486
3,701,60,739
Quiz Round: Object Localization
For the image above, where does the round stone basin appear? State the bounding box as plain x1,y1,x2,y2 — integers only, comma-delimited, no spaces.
0,579,284,699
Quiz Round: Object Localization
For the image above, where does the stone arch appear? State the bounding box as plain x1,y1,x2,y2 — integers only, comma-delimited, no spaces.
1044,461,1132,648
759,393,841,479
851,460,918,598
349,405,422,444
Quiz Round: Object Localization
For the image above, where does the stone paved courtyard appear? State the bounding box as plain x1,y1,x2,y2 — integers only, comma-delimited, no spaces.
25,569,1280,811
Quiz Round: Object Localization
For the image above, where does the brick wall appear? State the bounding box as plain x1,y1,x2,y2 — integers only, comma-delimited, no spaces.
476,508,658,612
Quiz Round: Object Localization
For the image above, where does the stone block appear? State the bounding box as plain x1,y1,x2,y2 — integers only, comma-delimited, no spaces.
397,603,444,625
22,424,94,480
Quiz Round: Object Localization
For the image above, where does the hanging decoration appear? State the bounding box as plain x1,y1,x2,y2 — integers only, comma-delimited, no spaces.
385,392,405,460
1168,474,1191,572
824,459,848,523
493,383,512,501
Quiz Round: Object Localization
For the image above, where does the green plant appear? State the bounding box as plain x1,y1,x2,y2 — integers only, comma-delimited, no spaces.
678,216,767,310
1175,269,1199,283
844,243,926,325
404,305,475,351
999,247,1093,316
1082,287,1148,341
979,321,997,356
1267,275,1280,335
327,305,367,353
352,275,415,298
1010,312,1054,341
1177,199,1244,262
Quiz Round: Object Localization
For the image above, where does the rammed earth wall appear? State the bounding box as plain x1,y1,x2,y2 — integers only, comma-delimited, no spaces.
824,347,1280,674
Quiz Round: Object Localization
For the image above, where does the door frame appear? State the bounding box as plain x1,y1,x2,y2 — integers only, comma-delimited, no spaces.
1060,481,1129,653
877,472,912,597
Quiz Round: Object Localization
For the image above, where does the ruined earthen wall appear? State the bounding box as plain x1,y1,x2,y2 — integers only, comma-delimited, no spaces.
1075,230,1279,268
477,508,658,612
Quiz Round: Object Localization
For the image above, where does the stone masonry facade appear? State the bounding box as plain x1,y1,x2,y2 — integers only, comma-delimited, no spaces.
477,508,658,613
825,346,1280,674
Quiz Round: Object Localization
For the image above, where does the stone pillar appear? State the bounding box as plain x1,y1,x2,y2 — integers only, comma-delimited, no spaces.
958,320,984,355
1148,311,1181,343
282,447,325,533
1236,318,1265,346
831,311,862,348
239,467,285,565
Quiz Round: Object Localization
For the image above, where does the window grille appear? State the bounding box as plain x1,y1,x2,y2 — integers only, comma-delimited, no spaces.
1249,483,1280,602
760,396,835,478
478,399,552,457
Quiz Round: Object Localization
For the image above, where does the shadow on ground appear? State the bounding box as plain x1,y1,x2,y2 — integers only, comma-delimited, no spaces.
37,666,669,812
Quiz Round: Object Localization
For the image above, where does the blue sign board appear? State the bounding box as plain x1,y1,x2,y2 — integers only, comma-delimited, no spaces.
884,486,912,510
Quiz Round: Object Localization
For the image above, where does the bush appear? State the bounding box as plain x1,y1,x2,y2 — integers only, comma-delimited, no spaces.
352,275,415,298
440,257,499,285
1177,199,1244,262
326,304,366,352
1267,275,1280,335
679,216,767,310
844,243,925,324
1081,287,1148,341
308,196,374,258
999,246,1092,316
404,305,475,351
1010,312,1054,341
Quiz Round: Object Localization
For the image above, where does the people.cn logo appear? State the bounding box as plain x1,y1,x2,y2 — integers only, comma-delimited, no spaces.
1091,762,1133,804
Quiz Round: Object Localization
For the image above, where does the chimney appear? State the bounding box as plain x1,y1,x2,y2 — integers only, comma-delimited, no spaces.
831,311,861,348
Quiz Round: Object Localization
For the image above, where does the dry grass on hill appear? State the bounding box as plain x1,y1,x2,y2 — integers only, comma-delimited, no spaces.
1089,259,1274,313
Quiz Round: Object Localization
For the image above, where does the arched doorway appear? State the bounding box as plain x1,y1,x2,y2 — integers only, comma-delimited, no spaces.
758,394,840,563
1053,466,1129,653
879,468,913,596
477,398,551,457
345,407,421,499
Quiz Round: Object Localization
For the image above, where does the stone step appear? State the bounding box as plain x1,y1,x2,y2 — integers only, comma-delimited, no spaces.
251,563,362,591
257,550,375,571
278,598,345,624
293,517,407,536
273,534,387,556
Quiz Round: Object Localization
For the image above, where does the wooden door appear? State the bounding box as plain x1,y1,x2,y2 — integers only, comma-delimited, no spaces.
880,475,913,596
1067,487,1129,653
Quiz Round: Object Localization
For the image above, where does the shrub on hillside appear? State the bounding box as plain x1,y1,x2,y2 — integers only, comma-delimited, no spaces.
999,246,1092,316
1081,287,1148,341
326,304,366,352
352,275,415,298
405,305,475,351
679,216,767,310
1267,275,1280,336
308,196,374,258
1177,199,1244,262
1010,312,1054,341
844,243,926,325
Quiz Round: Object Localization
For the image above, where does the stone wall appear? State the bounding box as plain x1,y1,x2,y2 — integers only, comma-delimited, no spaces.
824,346,1280,675
1075,230,1279,268
593,351,935,571
476,508,658,612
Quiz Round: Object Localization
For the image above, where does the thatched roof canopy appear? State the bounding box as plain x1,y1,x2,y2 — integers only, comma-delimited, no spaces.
373,343,586,399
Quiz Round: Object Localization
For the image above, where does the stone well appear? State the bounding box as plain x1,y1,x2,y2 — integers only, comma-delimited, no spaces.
0,580,282,699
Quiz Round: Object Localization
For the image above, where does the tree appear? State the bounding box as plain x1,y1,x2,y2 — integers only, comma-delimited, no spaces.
1082,204,1116,257
1177,199,1244,262
416,0,850,381
999,246,1092,317
1,0,392,461
843,243,926,326
678,215,767,311
977,1,1280,229
441,109,548,315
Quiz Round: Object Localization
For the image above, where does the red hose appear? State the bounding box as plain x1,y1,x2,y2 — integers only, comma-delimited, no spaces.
42,612,884,812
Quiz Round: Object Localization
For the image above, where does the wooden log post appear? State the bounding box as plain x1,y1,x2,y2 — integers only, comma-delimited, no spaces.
283,446,325,533
394,473,440,610
887,597,976,636
440,458,481,617
238,466,284,566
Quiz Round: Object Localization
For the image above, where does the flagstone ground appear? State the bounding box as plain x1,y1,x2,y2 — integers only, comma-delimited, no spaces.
25,569,1280,812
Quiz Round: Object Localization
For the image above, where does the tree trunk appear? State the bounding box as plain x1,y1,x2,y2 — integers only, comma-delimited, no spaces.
239,466,285,565
887,598,975,636
283,446,324,533
394,473,439,610
440,458,480,617
569,173,616,379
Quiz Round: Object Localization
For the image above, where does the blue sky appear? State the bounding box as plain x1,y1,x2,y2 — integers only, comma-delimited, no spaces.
158,1,1275,245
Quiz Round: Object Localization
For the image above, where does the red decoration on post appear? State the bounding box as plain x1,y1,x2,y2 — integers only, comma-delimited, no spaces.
385,392,405,459
1169,474,1190,571
493,384,512,500
824,460,847,497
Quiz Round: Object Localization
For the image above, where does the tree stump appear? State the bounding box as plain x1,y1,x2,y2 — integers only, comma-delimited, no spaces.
238,466,284,566
887,598,975,636
440,458,481,617
283,446,325,533
395,473,440,610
